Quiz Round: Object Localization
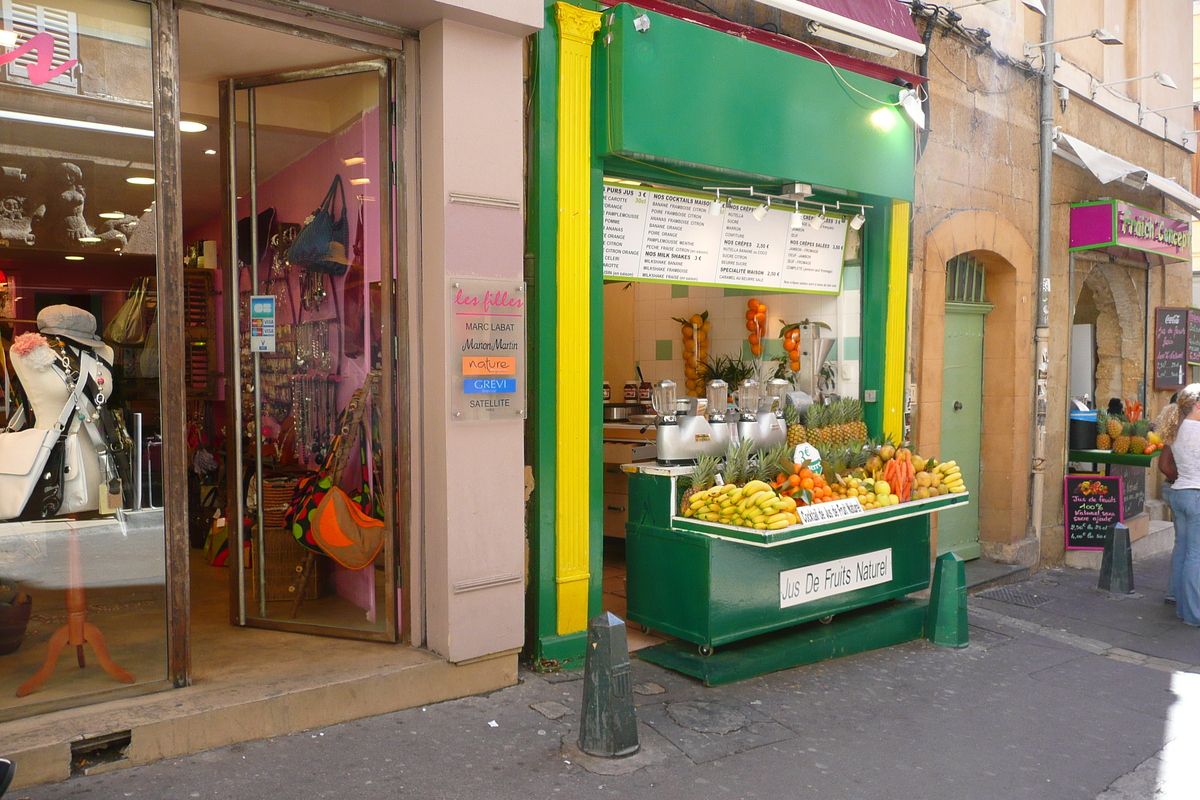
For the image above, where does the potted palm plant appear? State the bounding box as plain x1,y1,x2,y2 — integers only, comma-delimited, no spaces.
0,576,31,656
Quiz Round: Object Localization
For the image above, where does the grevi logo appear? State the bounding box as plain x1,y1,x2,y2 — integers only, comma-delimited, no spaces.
0,32,77,86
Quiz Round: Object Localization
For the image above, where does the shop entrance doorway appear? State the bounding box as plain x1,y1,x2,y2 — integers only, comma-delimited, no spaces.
173,8,405,646
939,255,991,560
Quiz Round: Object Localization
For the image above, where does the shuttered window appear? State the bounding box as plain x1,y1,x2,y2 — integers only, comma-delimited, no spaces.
1,1,78,91
945,254,987,304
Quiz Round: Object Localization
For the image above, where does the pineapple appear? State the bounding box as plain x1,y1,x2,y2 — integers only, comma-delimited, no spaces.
1107,413,1124,439
757,443,792,484
680,454,720,514
845,398,868,442
723,438,754,486
1129,420,1150,456
1112,423,1133,455
1095,410,1112,450
805,404,828,448
784,403,807,447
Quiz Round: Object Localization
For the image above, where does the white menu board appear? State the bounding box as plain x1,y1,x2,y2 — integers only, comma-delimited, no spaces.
602,185,849,294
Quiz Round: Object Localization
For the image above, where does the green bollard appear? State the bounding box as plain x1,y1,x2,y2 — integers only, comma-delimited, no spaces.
579,612,640,758
926,551,969,648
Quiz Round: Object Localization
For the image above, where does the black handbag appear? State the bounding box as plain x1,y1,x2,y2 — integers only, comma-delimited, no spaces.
287,175,350,276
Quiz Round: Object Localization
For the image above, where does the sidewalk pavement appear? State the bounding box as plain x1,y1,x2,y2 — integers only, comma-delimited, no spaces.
16,553,1200,800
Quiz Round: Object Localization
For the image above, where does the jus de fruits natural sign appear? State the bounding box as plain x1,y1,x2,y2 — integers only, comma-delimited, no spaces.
450,278,526,421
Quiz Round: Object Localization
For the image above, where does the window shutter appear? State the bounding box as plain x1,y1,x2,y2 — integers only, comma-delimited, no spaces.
1,1,78,91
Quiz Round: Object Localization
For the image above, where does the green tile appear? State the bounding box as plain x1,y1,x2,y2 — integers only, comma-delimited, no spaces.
826,340,839,361
842,266,862,291
724,287,762,297
841,336,859,361
763,338,784,358
656,339,673,360
671,284,690,298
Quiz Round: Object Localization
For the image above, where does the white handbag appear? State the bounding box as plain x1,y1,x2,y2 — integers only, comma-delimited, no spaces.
0,428,61,520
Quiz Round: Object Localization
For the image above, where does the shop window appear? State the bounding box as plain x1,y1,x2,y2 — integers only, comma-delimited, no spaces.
1,1,78,92
946,254,987,304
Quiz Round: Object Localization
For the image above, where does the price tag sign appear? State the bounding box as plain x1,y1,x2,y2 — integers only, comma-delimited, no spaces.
249,295,276,353
795,497,865,526
793,443,821,473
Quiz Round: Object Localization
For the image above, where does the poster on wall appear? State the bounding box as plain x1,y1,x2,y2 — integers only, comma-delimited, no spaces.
601,185,849,294
449,278,526,422
1064,475,1123,551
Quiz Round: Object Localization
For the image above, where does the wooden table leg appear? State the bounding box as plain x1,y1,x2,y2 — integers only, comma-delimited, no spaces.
17,524,135,697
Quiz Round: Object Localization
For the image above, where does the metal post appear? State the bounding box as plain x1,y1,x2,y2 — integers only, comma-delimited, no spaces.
133,412,143,512
1029,0,1055,551
1099,522,1135,594
248,86,266,618
221,78,246,625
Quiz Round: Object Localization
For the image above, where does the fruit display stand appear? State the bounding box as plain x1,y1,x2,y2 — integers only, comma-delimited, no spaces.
624,466,971,685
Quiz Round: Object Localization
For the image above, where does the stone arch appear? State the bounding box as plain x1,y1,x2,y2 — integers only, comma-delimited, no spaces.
1073,260,1146,408
915,210,1035,563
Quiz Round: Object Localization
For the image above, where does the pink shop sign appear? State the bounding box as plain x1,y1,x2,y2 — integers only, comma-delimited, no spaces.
1069,200,1191,262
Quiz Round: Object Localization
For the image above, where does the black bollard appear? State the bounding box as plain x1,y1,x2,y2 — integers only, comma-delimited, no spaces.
1098,521,1135,594
579,612,640,758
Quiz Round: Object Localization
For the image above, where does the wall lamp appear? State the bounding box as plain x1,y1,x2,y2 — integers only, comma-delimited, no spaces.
1091,71,1176,98
949,0,1045,15
1024,28,1122,60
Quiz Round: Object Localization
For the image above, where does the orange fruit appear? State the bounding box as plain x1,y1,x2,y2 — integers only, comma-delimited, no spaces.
750,344,763,356
783,338,797,352
755,312,766,326
748,334,760,346
790,361,800,372
748,298,758,310
801,477,815,490
799,467,813,479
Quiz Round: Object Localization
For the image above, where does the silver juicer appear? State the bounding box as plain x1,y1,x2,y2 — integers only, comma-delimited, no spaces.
735,378,785,451
649,379,712,465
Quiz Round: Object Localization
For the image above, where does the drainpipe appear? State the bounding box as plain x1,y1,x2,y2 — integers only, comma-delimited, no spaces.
1029,0,1054,561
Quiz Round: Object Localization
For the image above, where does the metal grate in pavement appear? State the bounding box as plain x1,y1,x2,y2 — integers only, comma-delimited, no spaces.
976,584,1055,609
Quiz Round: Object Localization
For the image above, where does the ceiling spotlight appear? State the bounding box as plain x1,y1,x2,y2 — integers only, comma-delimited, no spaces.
98,211,125,219
343,156,366,166
78,236,101,243
143,207,152,213
810,208,826,229
709,190,724,216
179,120,208,133
633,13,650,33
126,176,155,185
898,89,925,130
789,203,805,230
64,255,84,261
752,202,770,221
850,212,867,231
349,177,371,186
204,149,217,155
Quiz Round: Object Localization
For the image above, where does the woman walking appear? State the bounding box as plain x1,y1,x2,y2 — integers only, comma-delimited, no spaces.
1156,384,1200,626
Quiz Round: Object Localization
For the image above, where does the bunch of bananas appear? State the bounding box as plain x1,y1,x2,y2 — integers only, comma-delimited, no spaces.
933,461,966,494
682,480,801,530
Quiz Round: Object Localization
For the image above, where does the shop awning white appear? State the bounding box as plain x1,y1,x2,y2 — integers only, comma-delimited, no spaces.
752,0,926,56
1053,131,1200,219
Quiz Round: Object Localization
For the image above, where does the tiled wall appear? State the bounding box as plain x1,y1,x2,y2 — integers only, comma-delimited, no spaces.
609,268,862,399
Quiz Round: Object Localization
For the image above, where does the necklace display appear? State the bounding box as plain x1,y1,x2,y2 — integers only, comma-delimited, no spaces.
290,374,339,463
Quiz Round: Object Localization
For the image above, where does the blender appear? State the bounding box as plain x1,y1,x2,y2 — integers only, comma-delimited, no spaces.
705,379,736,453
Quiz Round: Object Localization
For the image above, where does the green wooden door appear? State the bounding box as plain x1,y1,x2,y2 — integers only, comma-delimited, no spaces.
938,303,990,560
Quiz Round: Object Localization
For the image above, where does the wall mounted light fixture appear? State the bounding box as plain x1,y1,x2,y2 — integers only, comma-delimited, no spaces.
1092,71,1176,98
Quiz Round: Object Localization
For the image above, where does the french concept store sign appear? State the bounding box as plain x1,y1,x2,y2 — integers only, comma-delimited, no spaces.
1069,200,1191,261
449,278,526,421
779,548,892,609
602,184,849,294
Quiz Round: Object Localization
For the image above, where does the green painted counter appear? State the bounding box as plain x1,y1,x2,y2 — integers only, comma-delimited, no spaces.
1069,449,1159,468
624,471,969,651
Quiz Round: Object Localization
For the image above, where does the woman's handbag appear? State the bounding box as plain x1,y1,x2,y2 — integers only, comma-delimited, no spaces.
138,315,159,378
287,175,351,276
310,431,384,570
104,277,151,345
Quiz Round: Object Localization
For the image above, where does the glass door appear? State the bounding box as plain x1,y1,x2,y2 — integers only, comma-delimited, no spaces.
220,60,400,640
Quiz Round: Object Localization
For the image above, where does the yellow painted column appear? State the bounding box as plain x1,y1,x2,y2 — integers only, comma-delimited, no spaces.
553,2,601,635
882,200,910,442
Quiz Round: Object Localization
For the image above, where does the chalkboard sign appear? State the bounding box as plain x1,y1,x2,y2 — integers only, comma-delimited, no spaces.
1155,307,1188,390
1189,308,1200,365
1065,475,1123,551
1108,464,1145,520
